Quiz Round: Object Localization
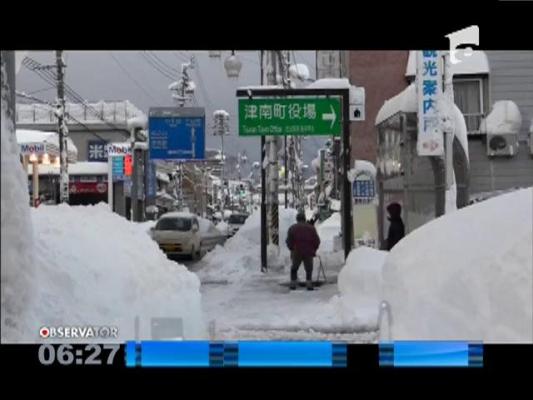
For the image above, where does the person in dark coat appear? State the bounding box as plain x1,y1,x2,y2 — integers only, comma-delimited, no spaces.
386,202,405,251
286,211,321,290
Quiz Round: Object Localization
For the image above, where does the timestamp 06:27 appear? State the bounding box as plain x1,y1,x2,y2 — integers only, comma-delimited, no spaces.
38,344,121,366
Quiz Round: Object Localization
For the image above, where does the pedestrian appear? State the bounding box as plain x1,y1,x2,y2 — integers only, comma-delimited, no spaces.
286,211,321,290
386,202,405,251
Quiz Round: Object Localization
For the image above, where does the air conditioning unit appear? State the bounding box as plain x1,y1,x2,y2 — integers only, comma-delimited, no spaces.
480,101,522,157
486,133,519,157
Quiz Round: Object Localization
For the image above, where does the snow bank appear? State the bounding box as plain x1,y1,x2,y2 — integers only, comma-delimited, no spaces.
1,80,36,341
382,187,533,342
5,203,206,343
316,212,341,253
480,100,522,135
197,208,298,283
330,247,388,329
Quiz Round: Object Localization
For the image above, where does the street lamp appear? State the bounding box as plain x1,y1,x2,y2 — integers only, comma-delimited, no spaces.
224,51,242,79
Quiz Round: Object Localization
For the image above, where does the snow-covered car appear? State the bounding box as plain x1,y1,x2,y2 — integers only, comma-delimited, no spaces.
227,213,248,237
150,212,202,260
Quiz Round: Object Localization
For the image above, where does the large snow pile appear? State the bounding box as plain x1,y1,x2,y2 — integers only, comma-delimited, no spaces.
197,208,298,283
329,247,388,329
480,100,522,135
381,187,533,342
5,203,205,343
316,212,341,253
1,81,36,341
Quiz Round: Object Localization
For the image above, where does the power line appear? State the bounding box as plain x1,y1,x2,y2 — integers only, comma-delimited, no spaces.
108,51,160,105
148,51,178,75
22,58,129,132
140,52,176,80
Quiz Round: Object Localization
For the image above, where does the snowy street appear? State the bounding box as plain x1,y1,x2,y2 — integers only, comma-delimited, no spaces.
190,258,378,341
2,49,533,345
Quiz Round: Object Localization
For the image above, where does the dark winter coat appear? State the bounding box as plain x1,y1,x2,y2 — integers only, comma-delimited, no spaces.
286,222,321,258
386,203,405,251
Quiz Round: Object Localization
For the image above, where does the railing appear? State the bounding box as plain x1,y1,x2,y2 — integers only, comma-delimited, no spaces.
16,101,145,125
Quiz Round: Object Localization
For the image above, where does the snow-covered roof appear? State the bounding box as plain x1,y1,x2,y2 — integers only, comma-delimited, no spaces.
156,192,177,202
27,161,108,175
375,84,417,125
127,115,148,130
479,101,522,135
348,160,377,182
405,50,490,77
156,171,170,183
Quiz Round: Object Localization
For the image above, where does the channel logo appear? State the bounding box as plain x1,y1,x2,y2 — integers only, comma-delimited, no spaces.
39,326,118,339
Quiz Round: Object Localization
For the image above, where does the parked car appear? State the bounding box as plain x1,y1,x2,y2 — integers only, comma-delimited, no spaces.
150,212,202,260
227,213,248,237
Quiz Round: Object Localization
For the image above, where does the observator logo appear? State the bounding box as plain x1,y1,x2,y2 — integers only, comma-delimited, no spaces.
39,326,119,339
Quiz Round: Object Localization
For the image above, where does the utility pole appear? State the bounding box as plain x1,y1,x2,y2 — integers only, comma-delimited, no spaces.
169,56,196,212
260,51,268,272
265,51,280,247
56,50,69,204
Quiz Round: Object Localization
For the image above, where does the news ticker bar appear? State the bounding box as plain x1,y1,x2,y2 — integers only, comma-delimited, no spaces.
124,341,483,368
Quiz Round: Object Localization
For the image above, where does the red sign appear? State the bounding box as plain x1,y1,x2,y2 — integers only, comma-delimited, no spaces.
69,182,108,195
124,155,133,176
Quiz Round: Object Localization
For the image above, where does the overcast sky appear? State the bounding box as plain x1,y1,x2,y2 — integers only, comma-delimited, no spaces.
16,50,325,166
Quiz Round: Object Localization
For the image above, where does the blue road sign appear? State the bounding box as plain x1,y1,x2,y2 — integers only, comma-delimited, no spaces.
353,179,375,199
148,107,205,161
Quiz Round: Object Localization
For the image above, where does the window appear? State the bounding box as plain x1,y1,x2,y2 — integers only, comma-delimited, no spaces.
453,78,485,134
155,218,192,232
229,214,247,224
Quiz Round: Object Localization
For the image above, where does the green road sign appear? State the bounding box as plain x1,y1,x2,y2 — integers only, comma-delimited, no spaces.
238,97,342,136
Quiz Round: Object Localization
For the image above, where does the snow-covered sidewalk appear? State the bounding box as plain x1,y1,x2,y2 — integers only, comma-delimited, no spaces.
193,258,377,341
191,208,379,341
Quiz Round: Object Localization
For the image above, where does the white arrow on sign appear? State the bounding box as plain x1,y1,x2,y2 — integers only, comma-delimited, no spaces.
322,105,337,129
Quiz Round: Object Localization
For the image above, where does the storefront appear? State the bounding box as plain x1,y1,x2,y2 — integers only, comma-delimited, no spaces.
374,85,470,248
17,129,78,207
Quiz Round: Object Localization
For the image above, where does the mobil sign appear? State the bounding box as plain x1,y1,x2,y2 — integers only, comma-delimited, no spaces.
107,142,131,156
20,143,46,155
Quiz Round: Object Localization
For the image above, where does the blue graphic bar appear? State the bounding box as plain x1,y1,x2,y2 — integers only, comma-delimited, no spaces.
126,341,210,367
125,341,348,368
238,341,335,367
379,341,483,367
